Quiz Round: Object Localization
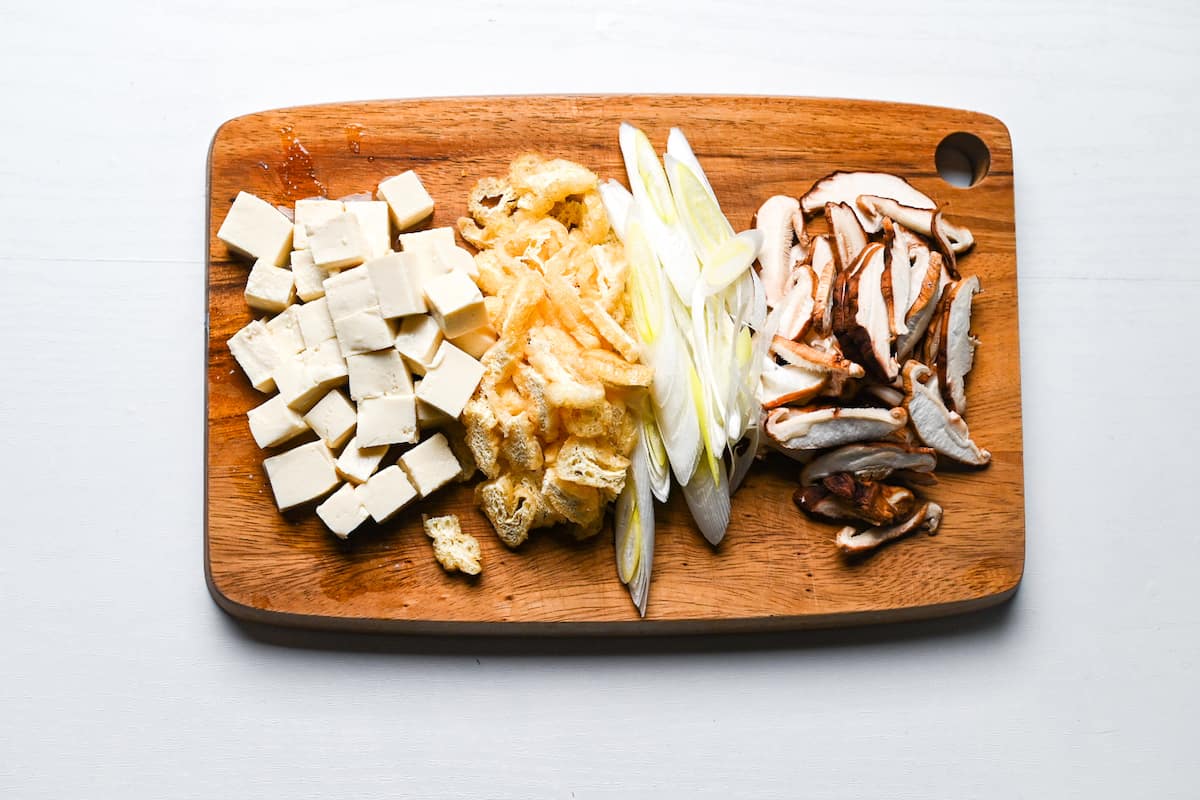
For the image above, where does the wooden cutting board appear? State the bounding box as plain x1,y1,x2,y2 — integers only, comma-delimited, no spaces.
206,95,1023,634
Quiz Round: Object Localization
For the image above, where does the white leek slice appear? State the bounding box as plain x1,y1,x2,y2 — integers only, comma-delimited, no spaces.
599,179,633,242
699,230,762,295
729,424,761,494
619,123,699,300
664,153,734,262
666,127,717,200
651,321,702,485
614,474,641,584
641,415,671,503
681,454,731,546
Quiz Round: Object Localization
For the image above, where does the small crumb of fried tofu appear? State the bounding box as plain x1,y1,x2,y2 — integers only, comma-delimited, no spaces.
423,514,482,576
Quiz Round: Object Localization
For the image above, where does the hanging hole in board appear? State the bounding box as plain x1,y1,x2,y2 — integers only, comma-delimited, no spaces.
935,132,990,188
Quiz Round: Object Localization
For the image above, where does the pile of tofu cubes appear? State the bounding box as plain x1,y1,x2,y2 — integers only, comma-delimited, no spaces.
218,171,492,540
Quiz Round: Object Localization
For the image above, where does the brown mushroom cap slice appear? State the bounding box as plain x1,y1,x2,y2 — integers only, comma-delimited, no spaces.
800,442,937,485
759,357,827,409
754,195,802,308
835,501,943,555
833,243,897,382
896,250,950,362
775,249,815,340
882,219,912,338
902,361,990,465
800,171,935,232
826,201,868,272
764,405,908,451
933,275,981,415
772,335,864,398
857,195,975,256
808,235,837,336
795,479,915,526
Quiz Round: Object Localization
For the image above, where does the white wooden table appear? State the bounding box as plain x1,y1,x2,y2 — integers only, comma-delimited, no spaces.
2,1,1196,796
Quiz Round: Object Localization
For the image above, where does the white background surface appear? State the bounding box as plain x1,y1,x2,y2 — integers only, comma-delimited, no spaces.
1,1,1196,797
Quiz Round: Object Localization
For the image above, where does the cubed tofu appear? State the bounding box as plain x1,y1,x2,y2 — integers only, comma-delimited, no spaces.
346,348,412,401
296,296,337,348
272,356,328,412
228,319,280,393
246,393,309,449
377,171,435,230
415,396,454,429
315,483,369,539
423,270,487,338
394,314,444,375
357,394,418,447
415,342,484,419
217,191,294,266
303,389,357,449
344,200,392,259
359,465,418,523
303,339,349,385
399,432,461,497
402,248,452,293
267,305,306,355
262,440,339,511
333,308,394,357
293,199,344,250
423,514,482,575
335,435,390,484
449,326,497,359
308,212,371,270
323,266,378,320
366,252,426,318
434,245,479,278
397,226,455,254
291,249,331,302
244,258,296,313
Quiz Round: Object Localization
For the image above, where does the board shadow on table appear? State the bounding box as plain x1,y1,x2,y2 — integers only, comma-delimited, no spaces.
214,590,1019,658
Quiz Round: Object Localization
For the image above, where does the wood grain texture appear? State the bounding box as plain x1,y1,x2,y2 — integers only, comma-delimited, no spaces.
206,95,1023,634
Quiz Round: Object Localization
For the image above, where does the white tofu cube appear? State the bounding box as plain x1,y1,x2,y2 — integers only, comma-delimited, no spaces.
244,258,296,313
377,171,435,230
262,440,339,510
293,199,344,250
359,465,418,523
366,252,426,318
335,436,390,484
303,339,349,385
449,327,497,359
303,389,357,449
357,394,418,447
344,200,392,259
403,248,452,293
308,212,371,270
415,342,484,419
272,356,327,412
228,319,280,393
323,266,379,320
423,270,487,338
315,483,369,539
246,393,309,449
347,348,412,401
296,296,337,347
399,432,461,497
397,226,455,254
415,397,454,429
333,308,394,357
291,249,331,302
435,245,479,279
217,191,294,266
267,305,305,355
394,314,444,375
